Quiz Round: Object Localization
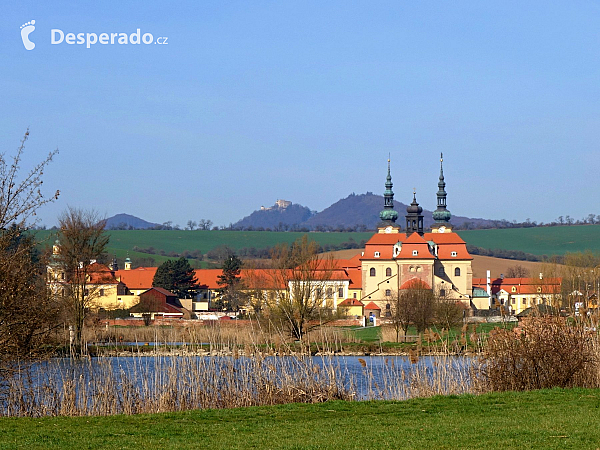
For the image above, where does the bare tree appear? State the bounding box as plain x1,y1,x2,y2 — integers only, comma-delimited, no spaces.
388,289,416,342
56,208,109,356
0,130,59,228
0,130,60,379
506,264,530,278
253,236,341,340
435,294,467,331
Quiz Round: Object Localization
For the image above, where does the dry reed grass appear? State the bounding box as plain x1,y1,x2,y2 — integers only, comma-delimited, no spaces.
2,352,353,417
474,316,600,391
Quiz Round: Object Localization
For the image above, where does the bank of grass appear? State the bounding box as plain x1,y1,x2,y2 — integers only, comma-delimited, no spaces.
1,388,599,449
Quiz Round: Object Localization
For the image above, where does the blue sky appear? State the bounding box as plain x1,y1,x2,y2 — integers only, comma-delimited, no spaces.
1,1,600,227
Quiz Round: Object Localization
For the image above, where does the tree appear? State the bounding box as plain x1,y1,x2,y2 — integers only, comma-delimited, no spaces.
198,219,213,230
388,289,416,342
0,228,60,376
506,264,530,278
400,280,437,333
152,257,199,299
56,208,110,356
435,296,467,330
252,236,340,340
217,254,245,311
0,130,60,378
186,220,197,231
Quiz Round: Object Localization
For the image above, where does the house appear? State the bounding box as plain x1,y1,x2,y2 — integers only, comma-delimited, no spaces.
337,298,364,317
129,287,187,319
472,276,562,315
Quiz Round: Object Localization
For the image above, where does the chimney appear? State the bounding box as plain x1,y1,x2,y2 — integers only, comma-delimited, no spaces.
486,270,491,308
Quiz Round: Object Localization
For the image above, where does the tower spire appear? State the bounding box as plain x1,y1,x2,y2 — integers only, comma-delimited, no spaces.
379,157,398,225
432,152,452,226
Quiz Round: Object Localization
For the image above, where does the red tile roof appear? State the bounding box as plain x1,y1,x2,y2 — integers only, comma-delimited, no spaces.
338,298,364,307
472,277,562,295
400,278,431,290
115,267,158,290
364,301,381,310
87,263,118,284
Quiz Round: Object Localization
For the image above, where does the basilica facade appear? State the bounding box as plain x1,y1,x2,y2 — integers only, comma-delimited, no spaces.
359,155,474,313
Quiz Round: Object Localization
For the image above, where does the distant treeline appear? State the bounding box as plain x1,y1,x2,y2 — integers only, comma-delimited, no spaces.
466,245,543,262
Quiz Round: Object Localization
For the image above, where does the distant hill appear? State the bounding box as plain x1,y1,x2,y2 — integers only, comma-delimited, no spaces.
234,193,494,230
105,214,160,230
234,202,315,230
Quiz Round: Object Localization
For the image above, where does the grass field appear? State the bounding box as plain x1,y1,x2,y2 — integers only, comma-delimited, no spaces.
1,388,598,449
34,229,373,263
458,225,600,256
34,225,600,266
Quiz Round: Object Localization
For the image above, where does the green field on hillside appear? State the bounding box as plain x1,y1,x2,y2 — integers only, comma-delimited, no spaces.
1,388,599,449
458,225,600,256
34,225,600,263
34,230,373,264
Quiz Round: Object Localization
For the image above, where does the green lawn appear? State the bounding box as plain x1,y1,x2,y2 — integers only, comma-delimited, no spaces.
1,389,599,449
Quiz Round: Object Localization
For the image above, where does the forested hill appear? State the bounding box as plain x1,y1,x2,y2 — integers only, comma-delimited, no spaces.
233,203,315,230
105,214,160,230
233,193,494,230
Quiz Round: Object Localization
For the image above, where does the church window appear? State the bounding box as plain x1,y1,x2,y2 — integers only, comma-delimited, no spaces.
451,251,457,257
374,252,380,258
353,293,357,299
370,268,376,277
386,267,392,277
385,289,391,296
454,267,461,276
412,250,418,256
511,286,517,293
386,303,390,309
338,288,344,297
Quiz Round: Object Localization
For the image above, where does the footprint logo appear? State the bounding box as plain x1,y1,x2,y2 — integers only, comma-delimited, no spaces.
20,20,36,50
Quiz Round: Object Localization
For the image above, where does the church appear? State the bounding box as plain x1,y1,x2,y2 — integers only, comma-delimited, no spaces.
358,155,474,314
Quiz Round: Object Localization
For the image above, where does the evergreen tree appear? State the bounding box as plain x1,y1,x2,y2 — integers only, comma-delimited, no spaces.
217,254,244,311
152,257,199,298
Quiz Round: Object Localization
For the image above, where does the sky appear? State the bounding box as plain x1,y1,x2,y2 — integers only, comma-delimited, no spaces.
1,1,600,228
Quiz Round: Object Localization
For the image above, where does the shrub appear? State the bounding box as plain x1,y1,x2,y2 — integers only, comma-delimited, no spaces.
475,317,600,391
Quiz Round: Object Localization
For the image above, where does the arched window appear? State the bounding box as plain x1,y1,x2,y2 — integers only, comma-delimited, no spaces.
454,267,461,277
386,267,392,277
370,268,376,277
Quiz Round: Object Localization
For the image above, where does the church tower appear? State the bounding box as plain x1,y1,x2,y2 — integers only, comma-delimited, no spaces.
431,153,453,233
378,158,400,233
405,190,424,236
